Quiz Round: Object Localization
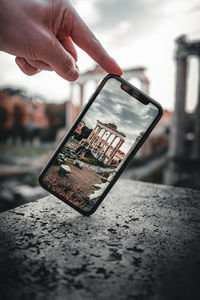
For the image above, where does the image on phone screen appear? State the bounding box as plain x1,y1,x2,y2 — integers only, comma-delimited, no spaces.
40,77,161,214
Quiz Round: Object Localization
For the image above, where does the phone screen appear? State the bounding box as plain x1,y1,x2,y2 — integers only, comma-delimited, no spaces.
40,77,160,213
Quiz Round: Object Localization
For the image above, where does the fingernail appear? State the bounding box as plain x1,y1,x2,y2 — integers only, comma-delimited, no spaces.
74,68,79,79
71,66,79,81
17,57,26,68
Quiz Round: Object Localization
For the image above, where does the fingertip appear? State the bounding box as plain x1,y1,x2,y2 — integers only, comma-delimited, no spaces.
68,67,79,82
94,53,123,76
118,66,123,76
108,58,123,76
15,57,26,68
15,57,39,76
114,66,123,76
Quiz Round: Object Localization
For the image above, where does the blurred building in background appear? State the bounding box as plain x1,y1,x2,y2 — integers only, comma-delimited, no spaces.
0,88,66,144
0,36,200,213
165,35,200,189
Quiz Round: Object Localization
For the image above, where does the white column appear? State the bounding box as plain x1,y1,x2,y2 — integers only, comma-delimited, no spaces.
88,125,97,142
169,41,187,158
165,36,188,185
107,139,124,164
96,128,106,150
110,138,121,158
66,85,73,128
94,126,102,148
192,57,200,159
104,135,117,156
79,83,84,112
91,125,101,148
101,130,110,150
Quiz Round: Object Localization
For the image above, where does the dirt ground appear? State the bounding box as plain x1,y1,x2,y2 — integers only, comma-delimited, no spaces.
43,161,102,210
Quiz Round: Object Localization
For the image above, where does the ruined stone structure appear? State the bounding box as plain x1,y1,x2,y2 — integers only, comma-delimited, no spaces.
165,35,200,186
85,120,126,166
66,65,149,129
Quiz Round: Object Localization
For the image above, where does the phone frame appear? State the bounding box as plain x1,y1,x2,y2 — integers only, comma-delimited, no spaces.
39,74,163,216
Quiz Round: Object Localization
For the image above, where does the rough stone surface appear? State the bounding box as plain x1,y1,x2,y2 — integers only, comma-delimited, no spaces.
0,179,200,300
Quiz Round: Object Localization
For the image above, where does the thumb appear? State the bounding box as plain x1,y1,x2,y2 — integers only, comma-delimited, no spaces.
43,36,79,81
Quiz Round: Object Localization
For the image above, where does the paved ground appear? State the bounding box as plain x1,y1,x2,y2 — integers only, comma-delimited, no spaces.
0,179,200,300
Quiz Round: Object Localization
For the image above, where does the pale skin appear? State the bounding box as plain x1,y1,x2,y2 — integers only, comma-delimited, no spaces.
0,0,122,81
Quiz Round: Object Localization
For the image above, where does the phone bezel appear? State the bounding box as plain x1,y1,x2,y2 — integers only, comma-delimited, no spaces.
39,74,163,216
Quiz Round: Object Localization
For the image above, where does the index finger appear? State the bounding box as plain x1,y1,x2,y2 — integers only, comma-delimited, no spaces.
68,8,122,75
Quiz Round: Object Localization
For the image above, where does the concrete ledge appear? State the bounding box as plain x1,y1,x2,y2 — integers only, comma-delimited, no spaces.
0,179,200,300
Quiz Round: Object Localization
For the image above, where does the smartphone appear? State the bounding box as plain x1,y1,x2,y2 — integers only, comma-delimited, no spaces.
39,74,163,216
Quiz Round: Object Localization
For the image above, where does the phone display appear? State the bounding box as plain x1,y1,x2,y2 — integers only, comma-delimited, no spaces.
39,75,163,215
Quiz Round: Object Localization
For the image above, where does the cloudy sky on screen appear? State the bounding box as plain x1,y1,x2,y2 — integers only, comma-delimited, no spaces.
82,78,158,154
0,0,199,111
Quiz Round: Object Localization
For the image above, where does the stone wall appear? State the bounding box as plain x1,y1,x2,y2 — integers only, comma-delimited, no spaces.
0,179,200,300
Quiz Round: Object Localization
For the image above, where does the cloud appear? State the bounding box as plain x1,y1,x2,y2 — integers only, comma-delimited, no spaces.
73,0,101,26
164,0,200,15
88,0,170,43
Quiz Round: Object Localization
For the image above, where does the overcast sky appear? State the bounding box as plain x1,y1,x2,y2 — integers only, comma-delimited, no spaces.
82,78,158,153
0,0,200,111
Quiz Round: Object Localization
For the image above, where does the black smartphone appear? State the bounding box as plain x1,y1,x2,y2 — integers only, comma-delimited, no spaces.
39,74,163,216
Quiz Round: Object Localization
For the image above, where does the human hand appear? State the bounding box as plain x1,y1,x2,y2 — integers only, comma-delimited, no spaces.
0,0,122,81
